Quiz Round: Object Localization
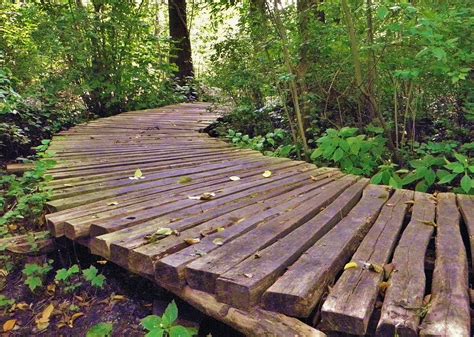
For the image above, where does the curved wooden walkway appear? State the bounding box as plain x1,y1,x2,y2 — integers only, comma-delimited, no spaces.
45,103,473,336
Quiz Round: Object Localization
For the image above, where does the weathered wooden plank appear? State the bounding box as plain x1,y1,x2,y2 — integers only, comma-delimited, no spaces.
48,156,295,212
154,175,356,290
320,189,414,335
376,192,437,336
85,163,311,238
46,152,260,195
165,286,326,337
214,178,369,310
87,168,333,249
50,155,267,199
261,184,390,317
45,157,276,231
47,152,262,190
419,193,470,337
48,149,252,179
184,176,359,294
457,194,474,270
91,171,330,263
126,173,343,275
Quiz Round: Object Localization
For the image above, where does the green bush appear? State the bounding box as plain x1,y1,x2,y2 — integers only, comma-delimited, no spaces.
310,127,387,176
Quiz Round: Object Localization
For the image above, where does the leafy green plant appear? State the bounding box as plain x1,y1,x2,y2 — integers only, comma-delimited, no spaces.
439,153,474,193
82,266,106,289
86,322,113,337
400,155,446,192
0,295,15,310
141,300,197,337
370,163,407,188
413,141,460,157
55,264,82,293
22,260,53,292
226,128,292,157
310,127,386,176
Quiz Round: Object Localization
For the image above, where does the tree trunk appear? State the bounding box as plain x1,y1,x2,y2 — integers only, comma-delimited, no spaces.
168,0,193,81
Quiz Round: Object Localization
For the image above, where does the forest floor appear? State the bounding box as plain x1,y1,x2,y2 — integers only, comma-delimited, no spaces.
0,239,242,336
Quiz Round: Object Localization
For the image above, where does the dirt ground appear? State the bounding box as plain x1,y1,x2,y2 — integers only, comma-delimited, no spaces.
0,239,243,337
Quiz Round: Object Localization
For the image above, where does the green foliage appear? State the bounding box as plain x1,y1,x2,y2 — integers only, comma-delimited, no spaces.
310,128,387,176
371,153,474,194
0,295,15,310
1,1,184,118
0,65,87,160
442,153,474,193
141,300,197,337
22,260,53,292
82,266,106,289
55,264,82,293
226,128,297,158
0,144,55,237
86,322,113,337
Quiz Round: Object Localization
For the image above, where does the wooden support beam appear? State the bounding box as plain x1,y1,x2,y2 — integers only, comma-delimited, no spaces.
320,189,414,335
376,192,436,336
261,184,390,317
419,193,471,337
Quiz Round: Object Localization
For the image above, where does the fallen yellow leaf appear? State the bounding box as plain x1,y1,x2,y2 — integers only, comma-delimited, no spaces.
344,261,358,270
68,312,84,328
129,168,145,180
262,170,272,178
184,238,201,245
16,302,30,311
41,303,54,321
212,238,224,246
111,295,127,302
3,319,16,332
178,176,193,184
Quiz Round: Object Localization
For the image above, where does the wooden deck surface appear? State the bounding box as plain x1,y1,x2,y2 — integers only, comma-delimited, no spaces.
45,103,473,336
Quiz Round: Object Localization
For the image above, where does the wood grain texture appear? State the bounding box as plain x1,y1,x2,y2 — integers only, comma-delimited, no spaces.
419,193,470,337
377,192,437,337
261,184,390,317
320,189,414,335
214,177,368,310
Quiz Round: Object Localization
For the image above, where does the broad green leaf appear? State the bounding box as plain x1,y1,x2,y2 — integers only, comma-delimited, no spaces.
415,181,428,192
370,172,383,185
425,169,436,186
162,300,178,328
438,173,458,184
332,148,344,162
146,330,164,337
25,276,42,291
377,6,389,20
445,162,464,173
389,177,402,189
454,153,468,165
87,323,113,337
141,315,162,331
169,325,197,337
310,148,323,160
431,47,446,61
460,175,472,193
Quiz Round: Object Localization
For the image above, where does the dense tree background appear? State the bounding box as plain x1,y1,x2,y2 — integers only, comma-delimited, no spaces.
1,0,473,193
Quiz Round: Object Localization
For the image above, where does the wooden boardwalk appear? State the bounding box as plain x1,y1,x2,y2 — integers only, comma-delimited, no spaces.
45,103,473,336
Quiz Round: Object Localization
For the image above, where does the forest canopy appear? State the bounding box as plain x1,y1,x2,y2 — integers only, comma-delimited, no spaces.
1,0,473,192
